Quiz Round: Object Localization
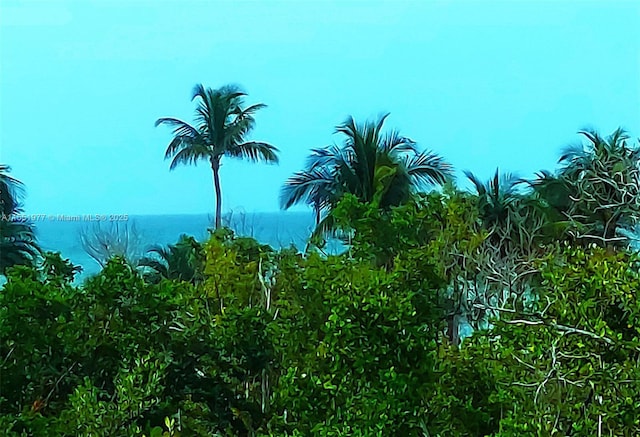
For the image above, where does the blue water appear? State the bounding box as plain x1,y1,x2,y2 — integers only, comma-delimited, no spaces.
34,211,338,282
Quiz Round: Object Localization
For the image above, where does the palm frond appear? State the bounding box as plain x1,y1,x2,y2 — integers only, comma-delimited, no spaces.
607,127,629,147
227,141,279,163
464,170,487,196
280,167,336,210
380,130,417,155
558,143,586,164
155,118,207,165
168,144,210,170
240,103,268,115
0,165,26,215
405,150,452,187
578,128,602,148
494,171,521,197
155,117,200,137
310,212,339,241
306,145,345,170
0,220,40,274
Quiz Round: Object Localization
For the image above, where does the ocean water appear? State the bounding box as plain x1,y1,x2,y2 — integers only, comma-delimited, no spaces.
33,211,339,282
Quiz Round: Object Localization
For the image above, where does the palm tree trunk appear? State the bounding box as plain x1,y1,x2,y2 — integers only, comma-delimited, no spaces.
314,200,321,226
211,157,222,229
447,314,460,346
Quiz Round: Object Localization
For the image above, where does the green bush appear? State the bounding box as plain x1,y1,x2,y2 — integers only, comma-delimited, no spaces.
425,244,640,436
2,212,639,436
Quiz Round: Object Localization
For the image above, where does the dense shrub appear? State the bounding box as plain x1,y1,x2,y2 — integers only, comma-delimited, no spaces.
2,218,639,436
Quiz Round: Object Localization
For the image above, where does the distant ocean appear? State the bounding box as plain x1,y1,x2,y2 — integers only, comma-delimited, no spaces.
34,211,341,282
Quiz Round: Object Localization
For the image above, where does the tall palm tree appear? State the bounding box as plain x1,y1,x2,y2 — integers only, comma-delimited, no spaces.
0,165,40,274
156,84,279,228
280,114,452,231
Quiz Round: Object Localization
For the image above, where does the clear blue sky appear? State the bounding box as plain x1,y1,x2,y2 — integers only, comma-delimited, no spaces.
1,0,639,215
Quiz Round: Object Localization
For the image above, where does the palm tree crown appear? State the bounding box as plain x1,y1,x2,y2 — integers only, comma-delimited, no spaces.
0,164,24,217
465,168,522,229
532,128,640,247
280,114,452,230
137,234,204,284
156,84,279,228
0,165,40,274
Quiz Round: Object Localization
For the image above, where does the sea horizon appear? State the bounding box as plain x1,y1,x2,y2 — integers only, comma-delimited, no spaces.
34,210,327,282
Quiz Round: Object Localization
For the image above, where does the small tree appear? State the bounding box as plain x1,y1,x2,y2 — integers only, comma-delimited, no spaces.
79,221,144,268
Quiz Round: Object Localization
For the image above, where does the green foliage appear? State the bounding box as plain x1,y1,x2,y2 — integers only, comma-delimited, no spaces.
426,244,640,436
533,128,640,248
280,114,452,233
40,251,83,284
265,250,444,435
0,164,40,275
0,235,276,436
330,188,489,341
4,146,640,436
0,264,75,420
138,234,205,284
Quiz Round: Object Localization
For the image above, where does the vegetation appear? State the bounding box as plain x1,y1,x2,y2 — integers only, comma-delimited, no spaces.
156,84,279,229
0,165,40,275
280,114,452,232
2,87,640,435
137,234,205,284
79,221,145,268
533,128,640,248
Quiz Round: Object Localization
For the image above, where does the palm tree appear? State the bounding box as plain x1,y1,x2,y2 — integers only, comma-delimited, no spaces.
558,128,640,244
156,84,279,228
0,164,22,217
465,168,558,253
530,128,640,247
464,168,522,231
137,234,204,284
280,114,452,231
0,165,40,274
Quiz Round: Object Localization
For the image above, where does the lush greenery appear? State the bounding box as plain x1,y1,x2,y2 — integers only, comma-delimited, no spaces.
2,214,639,435
2,86,639,435
280,113,452,231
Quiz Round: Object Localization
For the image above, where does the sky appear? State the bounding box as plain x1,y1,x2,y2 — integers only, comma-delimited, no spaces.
1,0,639,216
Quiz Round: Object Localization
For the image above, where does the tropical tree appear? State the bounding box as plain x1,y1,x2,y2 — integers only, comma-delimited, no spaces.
137,234,205,284
466,167,583,253
532,128,640,248
280,114,452,232
461,169,552,339
1,164,22,217
464,168,522,236
156,84,279,228
0,165,40,274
